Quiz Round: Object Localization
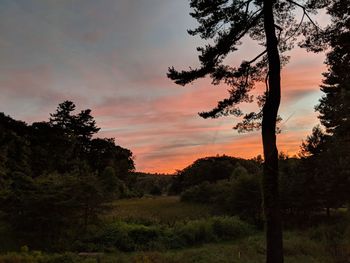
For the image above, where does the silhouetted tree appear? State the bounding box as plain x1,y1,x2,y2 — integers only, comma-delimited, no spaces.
316,0,350,143
29,121,76,175
100,166,120,198
50,100,100,141
88,138,135,179
301,0,350,216
176,156,259,189
168,1,328,261
300,125,328,157
0,102,136,249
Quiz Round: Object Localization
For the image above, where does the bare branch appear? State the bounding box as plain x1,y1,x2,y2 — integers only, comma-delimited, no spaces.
284,11,305,42
285,0,321,31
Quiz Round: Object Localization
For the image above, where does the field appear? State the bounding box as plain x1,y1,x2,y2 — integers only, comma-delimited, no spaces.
106,196,216,224
1,196,349,263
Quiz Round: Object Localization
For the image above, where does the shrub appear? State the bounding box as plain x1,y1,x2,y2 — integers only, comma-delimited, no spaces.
80,216,254,252
180,175,262,225
211,216,254,240
174,220,216,245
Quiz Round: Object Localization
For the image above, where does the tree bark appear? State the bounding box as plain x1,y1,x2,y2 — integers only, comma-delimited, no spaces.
262,0,284,263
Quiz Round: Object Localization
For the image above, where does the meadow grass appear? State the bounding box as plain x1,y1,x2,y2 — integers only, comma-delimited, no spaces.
0,234,333,263
0,221,18,252
106,196,216,224
1,196,349,262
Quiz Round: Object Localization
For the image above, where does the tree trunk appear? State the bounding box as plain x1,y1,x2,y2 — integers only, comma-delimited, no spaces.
262,1,284,263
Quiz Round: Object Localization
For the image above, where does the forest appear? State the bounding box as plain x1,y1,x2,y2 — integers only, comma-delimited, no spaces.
0,0,349,262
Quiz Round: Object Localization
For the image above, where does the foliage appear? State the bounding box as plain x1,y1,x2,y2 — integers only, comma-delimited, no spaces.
180,172,262,224
167,0,327,128
88,138,134,180
1,230,344,263
79,216,254,252
0,101,135,250
130,172,172,196
171,156,260,193
178,155,347,225
167,1,329,260
301,0,350,215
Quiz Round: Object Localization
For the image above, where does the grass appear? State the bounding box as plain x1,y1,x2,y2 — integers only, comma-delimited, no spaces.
1,196,349,262
0,221,18,252
0,234,335,263
106,196,216,224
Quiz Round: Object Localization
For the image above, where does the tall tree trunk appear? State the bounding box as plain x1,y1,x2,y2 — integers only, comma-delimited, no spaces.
262,0,284,262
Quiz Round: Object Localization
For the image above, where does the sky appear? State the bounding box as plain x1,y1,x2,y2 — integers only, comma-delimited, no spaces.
0,0,328,173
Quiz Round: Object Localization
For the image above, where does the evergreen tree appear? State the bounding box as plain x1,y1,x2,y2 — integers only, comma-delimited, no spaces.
49,101,76,132
49,100,100,140
167,1,327,261
316,0,350,139
0,102,135,249
302,0,350,215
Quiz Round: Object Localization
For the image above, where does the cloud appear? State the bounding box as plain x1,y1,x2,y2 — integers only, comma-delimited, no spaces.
0,0,327,173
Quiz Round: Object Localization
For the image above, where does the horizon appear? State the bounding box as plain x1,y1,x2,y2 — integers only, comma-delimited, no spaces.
0,0,328,173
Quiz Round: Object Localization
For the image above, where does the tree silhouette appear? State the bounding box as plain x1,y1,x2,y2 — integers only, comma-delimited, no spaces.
0,102,135,247
50,100,100,140
301,0,350,217
167,1,328,262
316,0,349,140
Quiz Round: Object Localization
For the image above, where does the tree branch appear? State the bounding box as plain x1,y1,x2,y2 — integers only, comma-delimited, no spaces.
247,49,267,64
168,9,264,86
284,11,305,42
285,0,321,31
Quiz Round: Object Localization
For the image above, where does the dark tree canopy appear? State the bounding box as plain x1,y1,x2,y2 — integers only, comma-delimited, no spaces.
174,155,260,190
50,100,100,140
0,102,135,248
316,0,350,137
301,0,350,217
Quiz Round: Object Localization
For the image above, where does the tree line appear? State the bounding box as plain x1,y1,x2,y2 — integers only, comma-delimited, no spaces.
0,101,135,250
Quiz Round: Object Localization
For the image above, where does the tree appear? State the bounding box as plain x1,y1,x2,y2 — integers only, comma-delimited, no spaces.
0,103,136,249
167,1,327,261
175,156,259,190
300,126,349,217
316,0,350,139
100,166,121,198
300,125,328,157
301,0,350,216
49,100,100,140
49,101,101,169
29,121,76,175
88,138,135,179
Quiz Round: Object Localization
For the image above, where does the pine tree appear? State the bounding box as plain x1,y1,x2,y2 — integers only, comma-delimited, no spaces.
316,0,350,139
167,1,328,261
50,100,100,140
301,0,350,216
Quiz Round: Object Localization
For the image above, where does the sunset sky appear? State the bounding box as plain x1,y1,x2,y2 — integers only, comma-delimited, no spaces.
0,0,328,173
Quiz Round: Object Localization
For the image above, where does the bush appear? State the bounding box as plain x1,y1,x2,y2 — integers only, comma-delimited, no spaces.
180,174,262,225
81,221,163,251
80,216,254,252
211,216,254,239
76,217,253,251
174,220,216,245
180,182,226,203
